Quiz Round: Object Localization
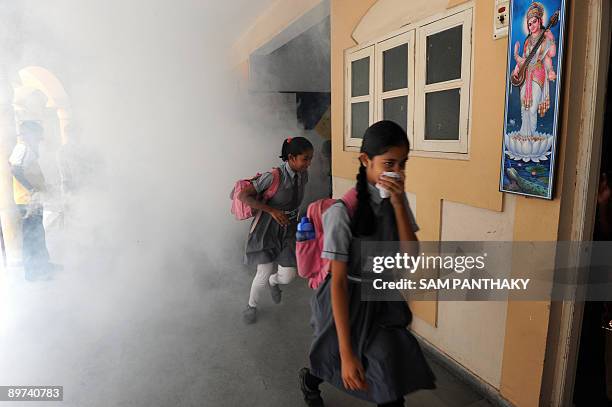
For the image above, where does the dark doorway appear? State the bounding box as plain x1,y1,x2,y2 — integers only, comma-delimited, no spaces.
573,46,612,407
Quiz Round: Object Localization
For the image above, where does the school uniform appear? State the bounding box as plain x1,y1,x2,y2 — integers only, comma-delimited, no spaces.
244,162,308,308
309,183,436,404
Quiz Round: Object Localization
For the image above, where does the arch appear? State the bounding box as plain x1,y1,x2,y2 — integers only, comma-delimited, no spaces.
18,66,69,108
14,66,71,144
352,0,468,44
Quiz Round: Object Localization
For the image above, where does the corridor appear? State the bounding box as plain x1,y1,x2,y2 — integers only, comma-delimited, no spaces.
0,256,492,407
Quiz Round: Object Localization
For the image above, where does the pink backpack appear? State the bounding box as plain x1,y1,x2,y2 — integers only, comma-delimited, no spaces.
296,188,358,289
230,168,281,220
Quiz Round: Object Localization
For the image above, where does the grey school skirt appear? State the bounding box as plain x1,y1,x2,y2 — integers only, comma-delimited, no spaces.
309,275,436,404
244,210,298,267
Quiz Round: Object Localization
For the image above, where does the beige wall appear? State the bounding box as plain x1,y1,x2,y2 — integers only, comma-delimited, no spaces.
410,197,517,388
331,0,505,223
330,0,575,405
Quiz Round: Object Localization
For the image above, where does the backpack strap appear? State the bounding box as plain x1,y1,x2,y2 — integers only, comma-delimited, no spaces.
249,168,281,234
339,187,358,218
249,210,262,234
262,167,281,201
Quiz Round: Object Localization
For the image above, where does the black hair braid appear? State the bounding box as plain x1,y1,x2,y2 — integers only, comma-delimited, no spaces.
351,163,376,236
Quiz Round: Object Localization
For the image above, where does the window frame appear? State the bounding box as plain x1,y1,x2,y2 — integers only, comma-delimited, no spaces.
343,6,473,156
344,45,375,149
414,8,473,153
375,30,415,148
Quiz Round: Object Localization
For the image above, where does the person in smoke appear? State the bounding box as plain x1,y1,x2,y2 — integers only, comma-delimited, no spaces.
9,121,54,280
239,136,313,324
299,121,435,407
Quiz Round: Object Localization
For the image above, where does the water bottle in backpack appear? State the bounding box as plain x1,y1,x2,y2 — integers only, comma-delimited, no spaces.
295,189,358,289
296,217,315,242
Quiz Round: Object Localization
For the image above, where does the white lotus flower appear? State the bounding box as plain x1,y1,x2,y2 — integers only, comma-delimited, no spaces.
504,131,554,162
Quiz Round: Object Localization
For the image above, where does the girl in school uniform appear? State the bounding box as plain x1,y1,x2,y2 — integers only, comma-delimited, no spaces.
299,121,435,406
239,137,314,324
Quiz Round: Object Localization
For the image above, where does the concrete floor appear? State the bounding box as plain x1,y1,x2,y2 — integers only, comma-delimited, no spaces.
0,258,493,407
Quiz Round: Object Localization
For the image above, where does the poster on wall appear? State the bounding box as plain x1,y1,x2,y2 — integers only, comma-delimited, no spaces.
499,0,567,199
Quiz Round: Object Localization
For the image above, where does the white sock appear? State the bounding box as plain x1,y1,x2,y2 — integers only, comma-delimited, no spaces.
248,262,274,308
269,265,297,286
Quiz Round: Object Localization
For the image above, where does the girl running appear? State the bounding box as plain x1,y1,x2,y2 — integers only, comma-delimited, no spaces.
299,121,435,406
239,137,313,324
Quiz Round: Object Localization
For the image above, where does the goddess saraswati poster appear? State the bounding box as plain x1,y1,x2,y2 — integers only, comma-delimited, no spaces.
500,0,567,199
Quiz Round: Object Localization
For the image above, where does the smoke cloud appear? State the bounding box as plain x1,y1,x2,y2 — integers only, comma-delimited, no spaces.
0,1,329,405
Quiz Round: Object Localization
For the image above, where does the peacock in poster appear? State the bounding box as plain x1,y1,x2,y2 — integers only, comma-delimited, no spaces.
500,0,566,199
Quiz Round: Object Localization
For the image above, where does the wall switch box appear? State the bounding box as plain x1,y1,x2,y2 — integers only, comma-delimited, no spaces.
494,0,510,39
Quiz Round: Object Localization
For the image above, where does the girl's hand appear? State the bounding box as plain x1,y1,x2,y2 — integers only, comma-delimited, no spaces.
378,173,406,208
268,208,289,226
548,70,557,81
341,353,368,391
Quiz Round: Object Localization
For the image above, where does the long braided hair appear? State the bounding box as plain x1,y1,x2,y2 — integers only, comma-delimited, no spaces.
352,121,409,237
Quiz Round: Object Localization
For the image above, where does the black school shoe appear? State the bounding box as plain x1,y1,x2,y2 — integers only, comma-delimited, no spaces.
298,368,324,407
270,283,282,304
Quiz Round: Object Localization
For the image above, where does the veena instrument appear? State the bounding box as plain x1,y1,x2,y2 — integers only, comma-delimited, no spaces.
511,10,560,87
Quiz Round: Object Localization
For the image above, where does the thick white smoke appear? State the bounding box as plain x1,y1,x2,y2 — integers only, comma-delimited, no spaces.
0,1,326,405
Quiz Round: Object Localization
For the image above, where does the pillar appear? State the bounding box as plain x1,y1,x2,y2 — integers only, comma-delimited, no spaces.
0,68,21,267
